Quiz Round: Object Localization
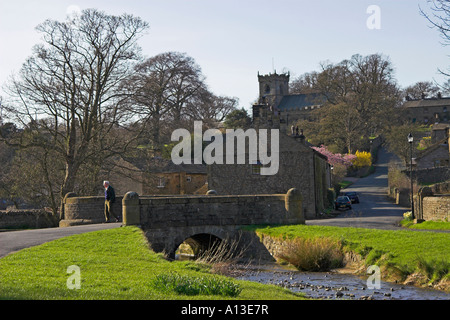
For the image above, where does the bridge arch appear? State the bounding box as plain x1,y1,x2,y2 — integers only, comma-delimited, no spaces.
175,233,222,260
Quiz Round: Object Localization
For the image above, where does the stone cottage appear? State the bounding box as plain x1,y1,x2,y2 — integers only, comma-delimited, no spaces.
143,158,207,195
402,95,450,124
414,124,450,169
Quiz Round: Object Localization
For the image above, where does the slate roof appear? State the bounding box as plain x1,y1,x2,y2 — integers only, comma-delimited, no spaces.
402,97,450,108
126,156,207,174
277,93,326,111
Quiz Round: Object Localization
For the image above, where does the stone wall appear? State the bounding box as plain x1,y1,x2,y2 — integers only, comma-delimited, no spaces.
404,167,450,185
422,195,450,221
60,194,123,227
415,181,450,221
0,209,58,229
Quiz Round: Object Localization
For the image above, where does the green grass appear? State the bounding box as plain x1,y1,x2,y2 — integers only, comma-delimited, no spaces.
152,272,242,297
252,225,450,287
0,226,304,300
338,180,353,189
400,219,450,230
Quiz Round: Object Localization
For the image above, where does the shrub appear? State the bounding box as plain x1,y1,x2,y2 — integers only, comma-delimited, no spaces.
352,151,372,168
279,237,345,271
403,211,413,220
152,272,242,297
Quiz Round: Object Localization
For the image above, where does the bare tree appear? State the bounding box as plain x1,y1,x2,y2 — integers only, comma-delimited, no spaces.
420,0,450,76
403,81,441,100
3,9,149,205
185,88,239,128
129,52,207,148
292,53,401,153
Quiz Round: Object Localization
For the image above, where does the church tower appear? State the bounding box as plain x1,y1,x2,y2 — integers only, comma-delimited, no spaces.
257,71,290,108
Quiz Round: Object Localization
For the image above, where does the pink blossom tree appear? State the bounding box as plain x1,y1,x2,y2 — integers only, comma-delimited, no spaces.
312,145,355,168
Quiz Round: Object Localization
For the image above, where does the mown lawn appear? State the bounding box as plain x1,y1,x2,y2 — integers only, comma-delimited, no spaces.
0,226,304,300
252,225,450,287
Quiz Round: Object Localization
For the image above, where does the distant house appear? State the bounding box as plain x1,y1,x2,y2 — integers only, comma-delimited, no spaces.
402,95,450,125
415,125,450,169
143,158,207,195
107,156,207,196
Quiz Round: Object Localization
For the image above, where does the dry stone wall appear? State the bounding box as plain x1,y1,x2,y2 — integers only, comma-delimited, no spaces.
422,195,450,221
0,209,58,229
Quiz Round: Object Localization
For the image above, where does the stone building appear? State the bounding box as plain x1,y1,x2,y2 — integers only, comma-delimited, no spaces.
107,156,207,196
414,124,450,169
402,95,450,124
256,71,326,131
143,159,207,195
208,72,332,219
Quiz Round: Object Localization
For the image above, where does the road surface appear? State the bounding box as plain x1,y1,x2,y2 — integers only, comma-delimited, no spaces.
308,147,409,230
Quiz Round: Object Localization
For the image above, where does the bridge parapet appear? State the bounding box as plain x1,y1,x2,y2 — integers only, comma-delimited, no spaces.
123,189,303,229
122,189,304,258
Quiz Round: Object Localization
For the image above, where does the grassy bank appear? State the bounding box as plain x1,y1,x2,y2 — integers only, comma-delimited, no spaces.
253,225,450,291
400,219,450,230
0,226,304,300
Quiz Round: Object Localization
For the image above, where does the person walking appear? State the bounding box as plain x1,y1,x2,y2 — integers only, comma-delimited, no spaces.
103,181,120,223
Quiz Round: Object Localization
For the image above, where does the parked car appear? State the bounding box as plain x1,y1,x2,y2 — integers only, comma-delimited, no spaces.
343,192,360,204
335,196,352,210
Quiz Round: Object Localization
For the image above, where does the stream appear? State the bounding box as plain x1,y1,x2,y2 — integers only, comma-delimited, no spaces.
234,263,450,300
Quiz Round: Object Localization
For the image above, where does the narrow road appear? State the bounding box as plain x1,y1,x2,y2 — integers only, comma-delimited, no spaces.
308,147,409,230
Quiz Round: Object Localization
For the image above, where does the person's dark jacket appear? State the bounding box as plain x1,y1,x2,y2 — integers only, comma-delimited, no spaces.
105,186,116,203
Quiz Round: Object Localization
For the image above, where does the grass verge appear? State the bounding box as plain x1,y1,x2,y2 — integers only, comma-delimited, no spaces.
252,224,450,291
0,226,304,300
400,219,450,230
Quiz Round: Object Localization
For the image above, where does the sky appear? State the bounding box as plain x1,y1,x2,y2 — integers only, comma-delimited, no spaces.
0,0,449,112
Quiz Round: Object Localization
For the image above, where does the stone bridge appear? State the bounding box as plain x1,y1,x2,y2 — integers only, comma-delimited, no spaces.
122,189,304,259
61,189,304,259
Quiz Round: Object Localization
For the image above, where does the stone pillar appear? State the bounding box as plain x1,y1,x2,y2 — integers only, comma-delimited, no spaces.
122,191,140,226
285,188,304,224
60,192,77,220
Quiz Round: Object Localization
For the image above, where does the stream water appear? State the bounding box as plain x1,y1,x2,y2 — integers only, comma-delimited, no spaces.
234,263,450,300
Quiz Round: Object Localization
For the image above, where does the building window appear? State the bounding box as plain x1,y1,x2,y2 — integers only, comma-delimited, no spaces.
264,85,270,94
186,176,192,182
251,160,262,175
435,113,440,121
157,177,166,188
